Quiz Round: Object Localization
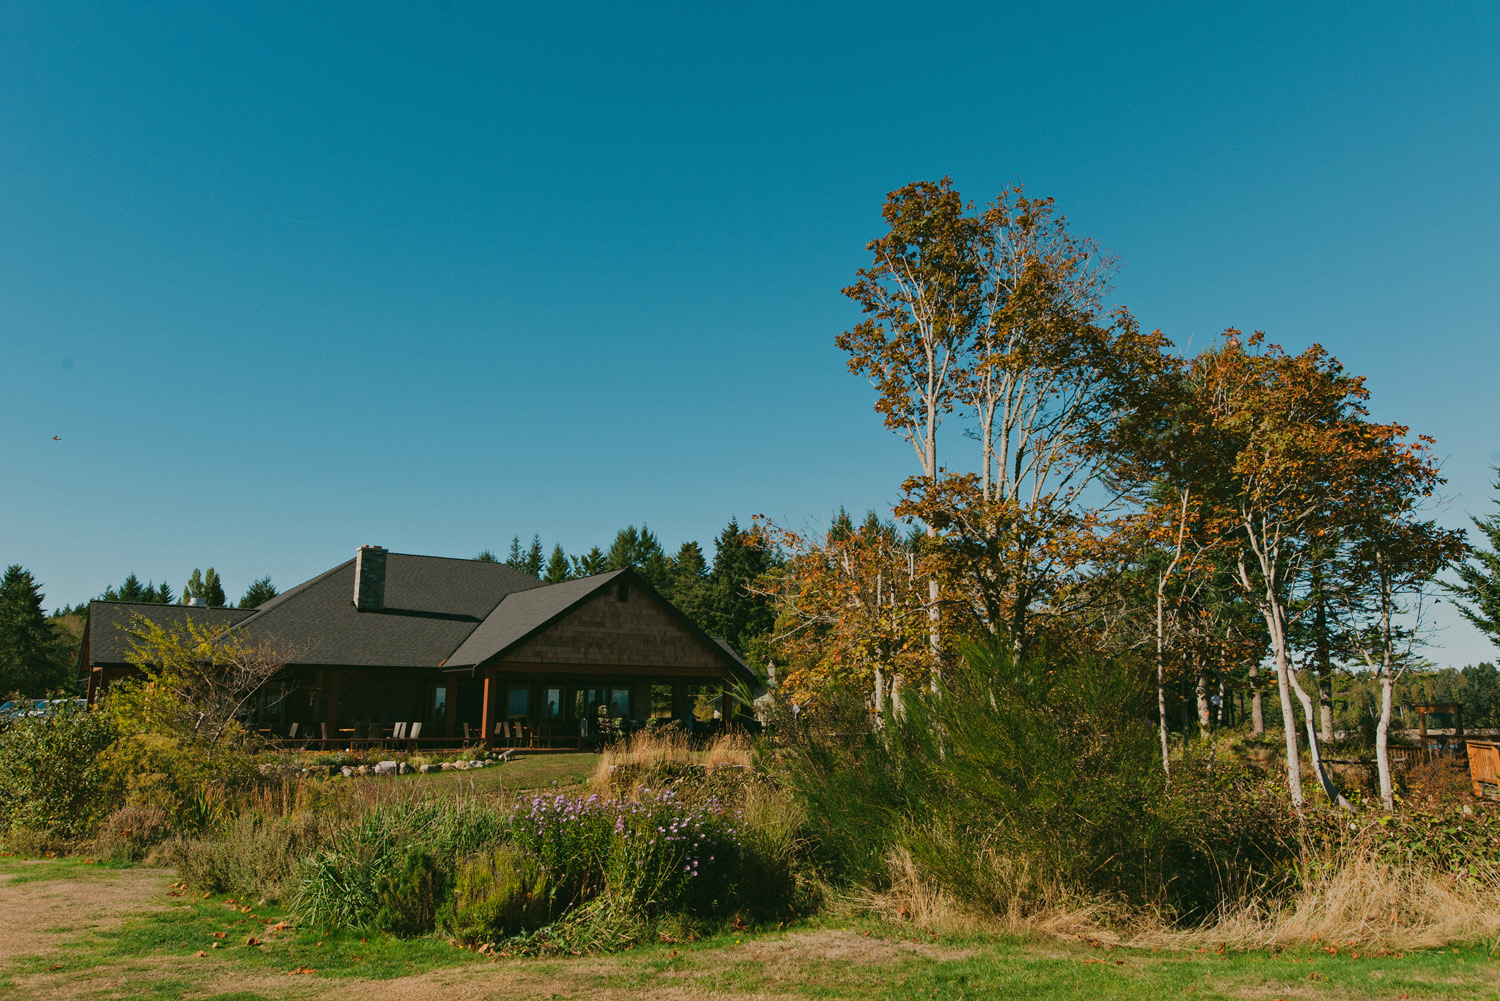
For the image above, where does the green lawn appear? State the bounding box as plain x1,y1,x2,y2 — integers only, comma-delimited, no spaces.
3,856,1497,1001
406,751,597,795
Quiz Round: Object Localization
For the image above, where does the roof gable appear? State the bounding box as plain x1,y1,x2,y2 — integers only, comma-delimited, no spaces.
444,569,756,684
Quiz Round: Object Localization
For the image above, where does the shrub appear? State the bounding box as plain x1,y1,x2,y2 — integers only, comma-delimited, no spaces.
164,809,330,901
92,803,175,862
291,799,509,932
373,848,448,936
778,638,1239,920
0,700,117,841
96,731,254,830
448,845,553,944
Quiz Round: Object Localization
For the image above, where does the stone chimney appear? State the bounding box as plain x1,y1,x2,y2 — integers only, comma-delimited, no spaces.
353,546,388,611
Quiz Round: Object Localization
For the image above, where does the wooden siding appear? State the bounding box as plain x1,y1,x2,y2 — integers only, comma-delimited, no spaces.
500,586,724,669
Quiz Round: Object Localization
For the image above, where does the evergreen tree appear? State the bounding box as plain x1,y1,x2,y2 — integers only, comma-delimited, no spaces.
184,568,226,607
504,536,525,569
474,549,499,563
605,525,671,589
570,546,608,577
239,576,278,609
702,518,776,651
1448,469,1500,651
0,565,64,695
523,535,545,578
544,544,572,583
100,574,172,603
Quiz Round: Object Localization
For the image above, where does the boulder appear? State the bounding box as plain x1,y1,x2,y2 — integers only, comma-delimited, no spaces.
418,763,437,774
373,760,399,775
451,760,470,771
355,764,370,776
340,765,355,778
397,761,412,775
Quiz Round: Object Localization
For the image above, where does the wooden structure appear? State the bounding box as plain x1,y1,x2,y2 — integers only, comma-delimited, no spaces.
1413,703,1465,750
1467,740,1500,800
79,548,759,746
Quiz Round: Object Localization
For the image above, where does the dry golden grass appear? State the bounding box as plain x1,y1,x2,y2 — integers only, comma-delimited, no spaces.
589,729,754,791
1162,845,1500,951
855,841,1500,952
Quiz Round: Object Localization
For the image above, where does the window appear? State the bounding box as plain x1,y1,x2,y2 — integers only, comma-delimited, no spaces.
688,684,721,722
650,684,674,718
506,686,530,718
609,687,631,718
616,581,629,602
430,685,448,723
543,687,562,720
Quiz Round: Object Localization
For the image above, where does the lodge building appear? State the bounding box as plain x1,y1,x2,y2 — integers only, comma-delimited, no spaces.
78,547,758,746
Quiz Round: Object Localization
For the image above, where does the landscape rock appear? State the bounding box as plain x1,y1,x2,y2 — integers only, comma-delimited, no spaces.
418,763,437,774
340,766,355,778
355,764,370,776
451,760,470,771
397,761,412,775
373,760,398,775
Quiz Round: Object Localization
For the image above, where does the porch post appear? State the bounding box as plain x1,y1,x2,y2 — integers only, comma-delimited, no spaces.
444,673,458,739
481,672,498,749
324,669,341,740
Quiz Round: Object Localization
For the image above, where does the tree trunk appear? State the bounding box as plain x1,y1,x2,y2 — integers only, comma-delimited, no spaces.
873,666,887,721
1249,663,1265,734
1287,665,1353,809
1318,671,1336,743
1376,673,1395,811
1155,589,1172,782
1195,667,1212,738
1313,562,1336,742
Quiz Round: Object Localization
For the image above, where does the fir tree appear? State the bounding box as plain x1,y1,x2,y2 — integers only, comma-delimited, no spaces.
570,546,608,577
474,549,499,563
523,535,545,578
239,576,278,609
1449,468,1500,651
544,545,572,583
0,565,64,695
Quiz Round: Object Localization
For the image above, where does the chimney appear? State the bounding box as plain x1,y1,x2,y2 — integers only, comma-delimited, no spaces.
353,545,388,611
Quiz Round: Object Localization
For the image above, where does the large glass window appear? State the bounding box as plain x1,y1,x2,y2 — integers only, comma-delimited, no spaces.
506,686,530,718
430,685,448,723
542,688,562,720
688,684,721,722
650,684,674,718
609,688,631,718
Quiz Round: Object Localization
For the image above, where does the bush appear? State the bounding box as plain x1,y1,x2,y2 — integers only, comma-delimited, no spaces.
292,800,509,933
448,845,553,944
96,732,254,830
92,803,175,862
164,810,330,901
777,638,1277,921
0,701,117,841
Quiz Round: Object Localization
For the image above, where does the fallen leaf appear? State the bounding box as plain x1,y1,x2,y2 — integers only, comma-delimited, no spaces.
193,951,206,958
245,937,261,947
287,967,315,975
211,932,226,939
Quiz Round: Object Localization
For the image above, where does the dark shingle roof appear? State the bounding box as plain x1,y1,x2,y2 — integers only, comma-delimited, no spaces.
81,554,755,686
444,569,758,687
444,571,627,668
85,602,256,665
226,553,546,668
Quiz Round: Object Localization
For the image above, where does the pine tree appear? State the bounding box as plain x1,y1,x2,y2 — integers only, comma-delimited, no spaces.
605,526,671,589
570,546,608,577
239,576,278,609
544,545,571,583
474,549,499,563
704,518,776,650
1449,469,1500,651
504,536,525,569
523,535,545,578
0,565,64,695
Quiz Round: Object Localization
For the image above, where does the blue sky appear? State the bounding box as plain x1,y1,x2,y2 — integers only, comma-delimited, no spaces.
2,3,1496,663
